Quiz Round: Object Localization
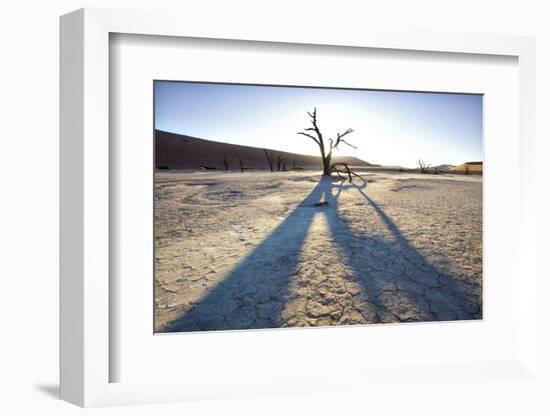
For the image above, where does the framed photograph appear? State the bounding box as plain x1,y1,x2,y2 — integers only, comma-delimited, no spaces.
60,8,538,407
152,81,483,334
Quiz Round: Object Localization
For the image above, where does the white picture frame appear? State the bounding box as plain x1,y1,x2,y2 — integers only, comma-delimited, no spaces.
60,7,538,408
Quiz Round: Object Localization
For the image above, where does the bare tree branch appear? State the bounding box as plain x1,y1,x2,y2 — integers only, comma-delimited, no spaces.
338,138,357,149
417,159,431,174
330,162,364,183
338,128,354,138
333,128,355,149
304,107,324,145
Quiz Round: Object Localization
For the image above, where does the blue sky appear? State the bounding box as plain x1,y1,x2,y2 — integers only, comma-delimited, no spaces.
155,81,482,168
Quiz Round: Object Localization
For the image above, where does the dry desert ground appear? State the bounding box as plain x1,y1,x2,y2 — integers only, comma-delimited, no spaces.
154,170,482,332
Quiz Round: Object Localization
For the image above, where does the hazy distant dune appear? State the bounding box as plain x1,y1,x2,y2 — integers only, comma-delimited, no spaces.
433,164,455,170
155,130,375,170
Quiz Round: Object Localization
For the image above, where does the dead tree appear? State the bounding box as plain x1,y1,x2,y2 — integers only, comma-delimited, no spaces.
238,156,245,172
297,107,356,176
291,160,304,170
276,154,284,171
223,155,229,171
417,159,431,174
263,149,274,172
330,162,363,183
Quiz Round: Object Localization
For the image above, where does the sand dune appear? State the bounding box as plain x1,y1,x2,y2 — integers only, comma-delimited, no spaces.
155,130,375,170
449,161,483,174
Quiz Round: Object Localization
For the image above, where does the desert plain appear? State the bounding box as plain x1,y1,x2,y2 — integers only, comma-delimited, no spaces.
154,170,482,332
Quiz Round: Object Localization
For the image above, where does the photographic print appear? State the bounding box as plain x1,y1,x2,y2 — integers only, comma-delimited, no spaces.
154,81,483,333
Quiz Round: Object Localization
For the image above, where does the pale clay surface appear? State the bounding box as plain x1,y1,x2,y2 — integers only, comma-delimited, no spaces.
154,171,482,332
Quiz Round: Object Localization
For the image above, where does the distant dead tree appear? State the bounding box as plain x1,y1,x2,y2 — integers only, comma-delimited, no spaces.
276,154,284,171
464,164,470,175
291,160,304,170
223,155,229,171
238,156,245,172
297,107,356,176
263,149,274,172
417,159,431,174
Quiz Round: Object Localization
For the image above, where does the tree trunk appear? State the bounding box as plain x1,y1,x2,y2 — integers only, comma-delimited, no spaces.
320,146,331,176
322,153,332,176
322,160,330,175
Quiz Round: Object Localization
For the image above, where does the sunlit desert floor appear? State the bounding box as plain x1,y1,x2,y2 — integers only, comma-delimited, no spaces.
154,170,482,332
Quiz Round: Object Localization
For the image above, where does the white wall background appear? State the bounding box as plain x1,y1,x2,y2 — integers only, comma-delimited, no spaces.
0,1,548,415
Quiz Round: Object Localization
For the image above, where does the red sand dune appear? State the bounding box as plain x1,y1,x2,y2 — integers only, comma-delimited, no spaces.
449,161,483,174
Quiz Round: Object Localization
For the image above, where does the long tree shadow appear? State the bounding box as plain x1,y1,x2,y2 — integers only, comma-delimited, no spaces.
166,180,327,332
166,175,482,332
321,177,482,323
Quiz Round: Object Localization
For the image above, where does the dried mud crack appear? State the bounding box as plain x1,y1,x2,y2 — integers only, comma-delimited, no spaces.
154,171,482,332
